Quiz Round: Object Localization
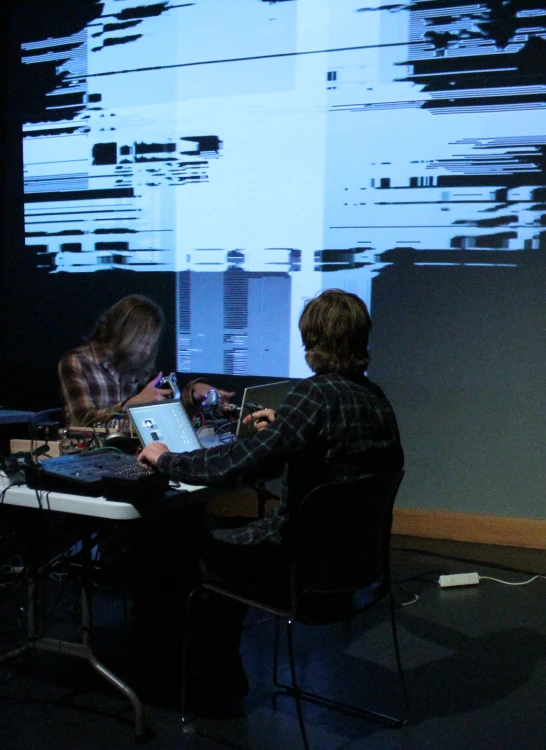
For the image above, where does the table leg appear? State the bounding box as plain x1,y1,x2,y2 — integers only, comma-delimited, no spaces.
0,524,145,737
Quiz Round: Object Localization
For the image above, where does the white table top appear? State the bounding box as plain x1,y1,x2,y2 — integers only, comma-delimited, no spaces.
0,472,205,521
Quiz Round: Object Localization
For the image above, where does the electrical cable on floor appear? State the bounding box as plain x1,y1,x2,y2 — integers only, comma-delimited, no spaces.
392,553,546,596
399,590,419,606
479,574,546,586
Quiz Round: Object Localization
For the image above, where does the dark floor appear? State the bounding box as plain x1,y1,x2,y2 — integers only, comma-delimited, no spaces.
1,534,545,750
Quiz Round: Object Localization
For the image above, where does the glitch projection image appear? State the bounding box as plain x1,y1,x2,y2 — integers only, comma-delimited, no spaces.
22,0,546,377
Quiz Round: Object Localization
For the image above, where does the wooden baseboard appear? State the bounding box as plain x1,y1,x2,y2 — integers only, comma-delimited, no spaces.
392,507,546,550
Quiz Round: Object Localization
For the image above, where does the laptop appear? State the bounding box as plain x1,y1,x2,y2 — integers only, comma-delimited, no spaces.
236,380,293,439
126,399,202,453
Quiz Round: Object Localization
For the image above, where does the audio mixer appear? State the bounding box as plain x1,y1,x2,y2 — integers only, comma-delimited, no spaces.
23,448,169,501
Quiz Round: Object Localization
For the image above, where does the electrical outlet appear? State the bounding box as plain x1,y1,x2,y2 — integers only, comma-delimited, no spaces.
438,572,480,588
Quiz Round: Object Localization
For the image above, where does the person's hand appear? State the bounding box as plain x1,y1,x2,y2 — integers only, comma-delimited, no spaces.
216,388,235,399
126,373,171,407
242,408,276,431
137,441,169,468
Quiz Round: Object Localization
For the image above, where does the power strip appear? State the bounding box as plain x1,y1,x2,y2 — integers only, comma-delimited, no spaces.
438,572,480,588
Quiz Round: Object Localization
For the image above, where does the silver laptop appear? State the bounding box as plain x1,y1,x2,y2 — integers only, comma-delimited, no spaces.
236,380,292,439
127,399,202,453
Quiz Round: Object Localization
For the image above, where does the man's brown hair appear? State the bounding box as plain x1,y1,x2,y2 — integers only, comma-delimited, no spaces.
299,288,372,375
89,294,165,378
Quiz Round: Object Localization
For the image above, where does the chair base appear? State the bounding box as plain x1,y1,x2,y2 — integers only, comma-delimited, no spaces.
272,610,410,748
274,681,409,728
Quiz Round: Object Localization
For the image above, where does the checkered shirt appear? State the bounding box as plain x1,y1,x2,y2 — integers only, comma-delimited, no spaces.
58,344,144,426
157,373,404,545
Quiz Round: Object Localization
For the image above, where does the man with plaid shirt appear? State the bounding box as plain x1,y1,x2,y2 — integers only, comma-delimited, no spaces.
58,294,230,427
58,294,170,427
139,288,403,711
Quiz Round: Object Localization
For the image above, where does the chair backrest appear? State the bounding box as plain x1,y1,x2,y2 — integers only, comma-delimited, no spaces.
290,471,404,605
30,408,63,426
28,408,64,440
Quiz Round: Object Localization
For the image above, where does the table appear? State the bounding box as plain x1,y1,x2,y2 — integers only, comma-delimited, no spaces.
0,472,206,737
0,410,35,425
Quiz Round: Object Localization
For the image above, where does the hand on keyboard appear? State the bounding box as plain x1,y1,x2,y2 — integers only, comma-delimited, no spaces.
138,441,170,469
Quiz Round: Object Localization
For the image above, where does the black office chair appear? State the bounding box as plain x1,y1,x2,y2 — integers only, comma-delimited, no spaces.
28,408,63,443
181,471,409,748
29,407,63,425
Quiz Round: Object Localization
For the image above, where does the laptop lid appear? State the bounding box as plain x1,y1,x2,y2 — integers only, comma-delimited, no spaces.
236,380,292,439
126,399,201,453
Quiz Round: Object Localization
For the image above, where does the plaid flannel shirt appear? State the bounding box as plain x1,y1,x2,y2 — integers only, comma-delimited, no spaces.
58,344,144,426
59,344,213,428
157,373,404,545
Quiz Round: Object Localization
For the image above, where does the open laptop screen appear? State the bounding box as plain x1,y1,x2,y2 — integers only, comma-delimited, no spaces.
126,399,201,453
236,380,293,438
